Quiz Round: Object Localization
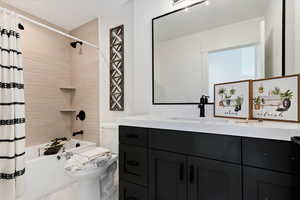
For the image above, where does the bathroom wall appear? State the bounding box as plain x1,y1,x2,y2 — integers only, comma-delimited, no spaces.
133,0,216,117
70,19,100,144
99,1,134,122
97,0,211,122
0,2,73,146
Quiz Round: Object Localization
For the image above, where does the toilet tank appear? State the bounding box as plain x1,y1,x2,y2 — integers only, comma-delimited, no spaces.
100,123,119,154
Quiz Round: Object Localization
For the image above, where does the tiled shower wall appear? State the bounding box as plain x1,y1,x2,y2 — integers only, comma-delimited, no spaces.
70,19,100,145
22,22,73,146
0,2,99,146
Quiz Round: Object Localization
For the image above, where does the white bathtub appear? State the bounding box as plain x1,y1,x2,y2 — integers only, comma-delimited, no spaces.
24,139,96,200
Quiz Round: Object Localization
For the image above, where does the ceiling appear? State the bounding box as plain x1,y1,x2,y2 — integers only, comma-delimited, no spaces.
2,0,130,31
154,0,282,41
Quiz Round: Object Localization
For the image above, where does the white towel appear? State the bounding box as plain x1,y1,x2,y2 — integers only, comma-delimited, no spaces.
64,147,112,172
80,147,111,161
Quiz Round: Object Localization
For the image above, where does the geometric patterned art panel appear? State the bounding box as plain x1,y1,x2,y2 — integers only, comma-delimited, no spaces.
110,25,124,111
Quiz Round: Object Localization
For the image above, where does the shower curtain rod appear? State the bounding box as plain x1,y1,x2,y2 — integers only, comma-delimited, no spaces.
0,7,99,49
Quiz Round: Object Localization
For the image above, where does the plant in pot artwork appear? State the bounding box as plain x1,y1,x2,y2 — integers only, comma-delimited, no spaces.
272,87,280,96
258,85,264,94
252,75,299,122
253,86,293,113
253,96,262,110
218,88,239,108
218,88,226,106
214,80,250,119
277,90,293,112
234,96,244,112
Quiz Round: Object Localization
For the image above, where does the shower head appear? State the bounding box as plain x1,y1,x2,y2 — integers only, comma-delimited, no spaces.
70,41,83,48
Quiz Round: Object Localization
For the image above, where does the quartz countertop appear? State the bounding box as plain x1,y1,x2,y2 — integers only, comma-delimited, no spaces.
101,115,300,141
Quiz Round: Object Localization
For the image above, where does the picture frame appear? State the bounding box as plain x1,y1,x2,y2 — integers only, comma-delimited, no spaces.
252,75,300,123
214,80,252,119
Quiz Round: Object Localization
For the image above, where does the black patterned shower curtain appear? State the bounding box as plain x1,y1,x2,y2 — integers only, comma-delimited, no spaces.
0,11,26,200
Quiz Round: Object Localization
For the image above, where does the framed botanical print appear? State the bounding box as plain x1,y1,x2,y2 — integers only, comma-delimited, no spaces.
252,75,300,122
214,80,252,119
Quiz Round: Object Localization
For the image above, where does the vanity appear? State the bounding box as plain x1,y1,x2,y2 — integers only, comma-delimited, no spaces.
117,117,300,200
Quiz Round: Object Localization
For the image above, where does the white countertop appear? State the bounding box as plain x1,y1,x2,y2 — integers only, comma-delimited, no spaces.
101,115,300,141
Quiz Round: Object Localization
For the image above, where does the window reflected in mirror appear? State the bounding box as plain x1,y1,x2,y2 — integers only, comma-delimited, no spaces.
208,45,257,98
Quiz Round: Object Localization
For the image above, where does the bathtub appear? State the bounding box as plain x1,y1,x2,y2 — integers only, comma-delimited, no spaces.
24,139,96,200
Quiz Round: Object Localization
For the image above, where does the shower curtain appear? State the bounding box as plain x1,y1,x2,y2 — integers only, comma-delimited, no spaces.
0,11,26,200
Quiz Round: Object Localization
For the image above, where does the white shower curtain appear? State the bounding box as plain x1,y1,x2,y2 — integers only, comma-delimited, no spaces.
0,11,26,200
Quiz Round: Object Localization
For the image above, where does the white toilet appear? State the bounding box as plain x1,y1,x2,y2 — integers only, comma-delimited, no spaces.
65,149,118,200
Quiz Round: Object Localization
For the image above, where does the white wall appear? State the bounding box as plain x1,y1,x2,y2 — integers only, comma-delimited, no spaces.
99,1,134,122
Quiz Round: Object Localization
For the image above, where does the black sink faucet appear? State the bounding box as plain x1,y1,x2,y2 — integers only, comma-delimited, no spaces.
198,95,209,117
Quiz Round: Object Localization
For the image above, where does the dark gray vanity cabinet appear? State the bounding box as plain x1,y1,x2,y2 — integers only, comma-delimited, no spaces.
242,138,297,200
189,157,242,200
149,150,188,200
243,167,295,200
119,126,299,200
119,126,149,200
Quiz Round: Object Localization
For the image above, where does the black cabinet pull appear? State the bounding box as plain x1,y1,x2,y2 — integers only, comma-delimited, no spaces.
179,163,184,181
189,165,194,184
127,197,137,200
126,160,139,166
127,134,138,139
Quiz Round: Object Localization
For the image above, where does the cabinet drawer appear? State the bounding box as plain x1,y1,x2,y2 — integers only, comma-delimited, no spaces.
120,144,148,186
119,126,148,147
149,129,241,164
243,138,295,173
120,181,148,200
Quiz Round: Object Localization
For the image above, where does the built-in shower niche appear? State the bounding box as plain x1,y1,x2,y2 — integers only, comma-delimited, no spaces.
59,86,77,113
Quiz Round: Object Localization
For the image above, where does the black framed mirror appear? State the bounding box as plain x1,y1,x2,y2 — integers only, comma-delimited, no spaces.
152,0,286,105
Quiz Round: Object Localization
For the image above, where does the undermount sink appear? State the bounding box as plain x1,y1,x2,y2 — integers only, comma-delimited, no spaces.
168,117,229,123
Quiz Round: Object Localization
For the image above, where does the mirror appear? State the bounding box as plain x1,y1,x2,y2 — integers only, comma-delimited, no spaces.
153,0,285,104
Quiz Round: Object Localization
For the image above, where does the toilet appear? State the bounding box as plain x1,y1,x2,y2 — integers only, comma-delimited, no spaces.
65,148,118,200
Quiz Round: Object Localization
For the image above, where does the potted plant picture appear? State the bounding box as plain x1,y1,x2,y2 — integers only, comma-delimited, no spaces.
253,96,262,110
234,96,243,112
218,88,226,106
259,85,264,94
223,88,235,106
272,87,281,96
214,80,251,119
252,75,299,122
225,94,232,106
230,88,236,96
277,90,293,112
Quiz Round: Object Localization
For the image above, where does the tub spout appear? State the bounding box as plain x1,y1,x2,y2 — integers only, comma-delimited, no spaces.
73,130,84,137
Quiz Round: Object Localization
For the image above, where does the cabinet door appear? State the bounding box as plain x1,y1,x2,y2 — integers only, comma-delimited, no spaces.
149,150,188,200
120,181,148,200
189,157,242,200
244,167,296,200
